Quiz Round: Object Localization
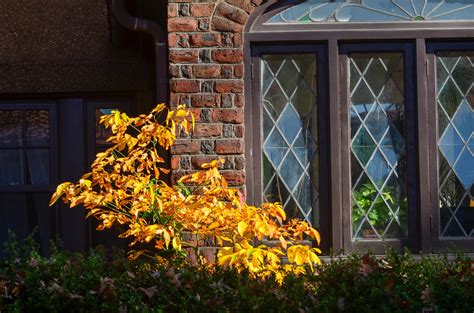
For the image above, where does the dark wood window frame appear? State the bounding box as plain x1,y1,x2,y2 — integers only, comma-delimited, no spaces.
243,0,474,254
426,42,474,252
250,44,331,251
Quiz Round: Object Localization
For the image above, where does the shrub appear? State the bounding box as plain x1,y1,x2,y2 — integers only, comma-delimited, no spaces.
49,104,321,278
0,240,472,312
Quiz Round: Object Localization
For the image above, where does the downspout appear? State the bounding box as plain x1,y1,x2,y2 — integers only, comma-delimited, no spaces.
110,0,168,104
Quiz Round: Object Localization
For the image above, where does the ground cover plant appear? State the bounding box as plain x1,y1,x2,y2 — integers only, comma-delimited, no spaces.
0,238,472,312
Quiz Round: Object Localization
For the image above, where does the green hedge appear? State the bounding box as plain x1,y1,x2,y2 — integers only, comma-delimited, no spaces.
0,239,472,312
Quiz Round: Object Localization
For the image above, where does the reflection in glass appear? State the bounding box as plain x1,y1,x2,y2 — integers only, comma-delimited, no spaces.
261,54,318,225
26,110,50,146
0,111,23,146
350,53,408,240
437,51,474,238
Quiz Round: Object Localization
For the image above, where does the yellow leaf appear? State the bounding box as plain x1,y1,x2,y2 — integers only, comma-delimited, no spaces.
237,221,248,237
49,182,71,206
163,230,171,249
172,236,182,250
279,235,287,250
209,221,220,230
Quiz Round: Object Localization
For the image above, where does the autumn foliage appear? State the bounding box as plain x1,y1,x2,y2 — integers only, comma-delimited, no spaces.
50,104,321,279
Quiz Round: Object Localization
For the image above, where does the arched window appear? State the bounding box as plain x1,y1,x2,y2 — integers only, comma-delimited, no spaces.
244,0,474,253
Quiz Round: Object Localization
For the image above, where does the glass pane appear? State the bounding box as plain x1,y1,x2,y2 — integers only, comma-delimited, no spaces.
350,53,408,240
26,110,50,146
26,149,50,185
0,193,52,257
0,110,23,146
0,150,24,185
266,0,474,24
261,54,318,224
95,108,117,145
437,51,474,238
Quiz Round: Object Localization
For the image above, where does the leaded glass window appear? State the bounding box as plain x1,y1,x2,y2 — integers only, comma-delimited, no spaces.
349,53,408,240
261,54,319,225
437,51,474,238
266,0,474,24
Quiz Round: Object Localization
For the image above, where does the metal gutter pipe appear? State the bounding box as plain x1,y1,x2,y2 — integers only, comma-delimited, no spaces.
110,0,168,104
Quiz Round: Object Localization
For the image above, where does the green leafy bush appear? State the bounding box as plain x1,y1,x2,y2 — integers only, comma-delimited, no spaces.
0,238,472,312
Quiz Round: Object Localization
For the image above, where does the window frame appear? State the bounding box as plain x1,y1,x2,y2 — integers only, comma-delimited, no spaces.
426,41,474,252
339,42,417,254
244,0,474,254
0,101,58,193
249,44,331,251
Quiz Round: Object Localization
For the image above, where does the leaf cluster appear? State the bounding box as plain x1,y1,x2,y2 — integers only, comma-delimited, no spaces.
50,104,322,280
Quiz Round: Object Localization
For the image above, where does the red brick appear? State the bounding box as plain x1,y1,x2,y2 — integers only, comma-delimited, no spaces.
168,17,198,32
190,3,215,17
235,156,245,170
235,93,244,107
169,65,181,78
193,123,222,138
212,49,243,63
171,155,180,170
215,80,243,93
215,139,244,154
191,94,220,108
171,140,201,154
189,108,202,122
168,4,178,17
234,64,243,78
222,171,246,185
191,155,223,169
191,65,222,78
234,124,244,137
215,2,248,25
168,33,179,47
189,33,221,47
211,16,243,33
233,33,243,47
212,108,244,123
169,50,198,63
170,80,200,93
222,65,233,78
225,0,254,14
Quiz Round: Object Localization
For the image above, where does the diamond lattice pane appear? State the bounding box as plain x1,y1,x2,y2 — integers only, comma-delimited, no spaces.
349,53,408,240
437,51,474,238
261,54,318,224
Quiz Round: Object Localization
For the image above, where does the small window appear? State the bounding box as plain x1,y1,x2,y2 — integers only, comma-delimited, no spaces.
0,102,57,257
0,109,51,185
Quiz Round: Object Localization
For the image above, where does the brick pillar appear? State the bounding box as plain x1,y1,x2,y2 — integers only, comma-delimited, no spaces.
168,0,263,192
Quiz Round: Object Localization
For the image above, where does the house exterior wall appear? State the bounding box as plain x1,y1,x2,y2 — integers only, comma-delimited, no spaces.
167,0,263,193
0,0,152,96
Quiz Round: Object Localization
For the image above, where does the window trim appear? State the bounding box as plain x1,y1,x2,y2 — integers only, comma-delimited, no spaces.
244,0,474,254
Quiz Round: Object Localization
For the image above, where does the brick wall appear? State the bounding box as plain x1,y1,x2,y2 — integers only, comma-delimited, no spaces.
168,0,263,193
